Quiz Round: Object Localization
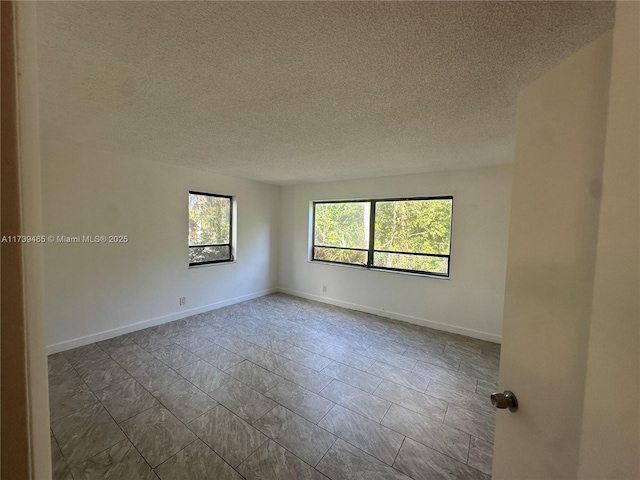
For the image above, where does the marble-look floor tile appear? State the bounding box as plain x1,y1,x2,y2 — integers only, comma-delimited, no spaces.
253,405,336,466
176,359,234,393
49,374,99,422
242,345,288,372
458,357,500,381
225,315,263,333
374,380,447,422
367,362,430,393
209,332,255,355
188,323,223,342
362,349,417,371
413,361,477,391
444,342,483,360
281,345,333,371
95,377,159,423
287,336,331,355
151,344,200,370
382,323,416,338
63,343,110,368
481,343,501,359
152,378,217,423
121,405,197,467
320,346,375,371
51,432,73,480
476,377,498,397
126,359,182,392
265,380,335,424
323,335,369,355
468,436,493,475
362,340,407,356
393,437,489,480
188,405,267,468
242,334,293,354
318,405,404,466
209,377,276,423
269,323,302,340
320,380,391,423
105,344,156,370
76,358,131,391
48,353,76,388
426,381,495,416
381,404,470,463
50,295,499,480
316,439,411,480
321,362,383,394
275,360,333,393
70,439,156,480
393,335,440,351
97,334,137,351
74,353,124,383
171,332,215,353
402,347,461,371
155,439,243,480
127,328,174,352
154,320,190,339
199,312,230,325
444,405,495,444
226,360,282,393
479,354,500,367
194,344,244,371
358,328,392,343
237,440,326,480
51,403,126,466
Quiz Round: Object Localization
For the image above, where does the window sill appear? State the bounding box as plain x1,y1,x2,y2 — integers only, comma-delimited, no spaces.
188,260,236,269
308,259,450,280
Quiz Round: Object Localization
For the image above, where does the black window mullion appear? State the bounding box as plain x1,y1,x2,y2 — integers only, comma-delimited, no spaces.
314,245,367,252
367,201,376,268
373,249,449,258
189,243,231,248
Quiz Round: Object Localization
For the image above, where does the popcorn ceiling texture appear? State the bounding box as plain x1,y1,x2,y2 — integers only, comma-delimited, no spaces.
36,1,614,185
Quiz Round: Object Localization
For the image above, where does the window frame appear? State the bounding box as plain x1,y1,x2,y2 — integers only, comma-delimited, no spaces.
311,196,453,278
188,190,234,267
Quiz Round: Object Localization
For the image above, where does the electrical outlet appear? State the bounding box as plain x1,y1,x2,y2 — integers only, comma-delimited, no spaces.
179,296,186,305
322,285,327,293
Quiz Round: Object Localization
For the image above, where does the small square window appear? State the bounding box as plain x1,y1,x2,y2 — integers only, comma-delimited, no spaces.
188,191,233,266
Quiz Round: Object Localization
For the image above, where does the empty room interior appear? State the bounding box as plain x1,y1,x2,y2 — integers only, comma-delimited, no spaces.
2,1,638,480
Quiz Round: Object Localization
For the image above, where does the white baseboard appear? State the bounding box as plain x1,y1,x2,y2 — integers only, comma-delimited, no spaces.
47,288,278,354
278,287,502,344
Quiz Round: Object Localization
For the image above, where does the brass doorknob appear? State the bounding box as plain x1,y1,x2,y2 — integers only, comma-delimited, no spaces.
491,390,518,412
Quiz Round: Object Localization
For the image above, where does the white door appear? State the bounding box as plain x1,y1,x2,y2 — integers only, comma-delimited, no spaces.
493,4,640,476
491,29,614,479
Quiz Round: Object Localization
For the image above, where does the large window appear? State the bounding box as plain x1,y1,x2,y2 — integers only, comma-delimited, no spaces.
312,197,453,277
188,191,233,266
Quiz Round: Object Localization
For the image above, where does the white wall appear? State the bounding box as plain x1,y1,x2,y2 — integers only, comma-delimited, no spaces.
43,141,511,349
42,138,280,352
279,165,513,342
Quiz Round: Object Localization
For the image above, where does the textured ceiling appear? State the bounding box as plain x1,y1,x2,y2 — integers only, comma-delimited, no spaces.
36,1,614,185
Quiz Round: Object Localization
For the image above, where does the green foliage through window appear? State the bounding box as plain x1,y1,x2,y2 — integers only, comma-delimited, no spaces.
313,197,452,276
189,192,232,265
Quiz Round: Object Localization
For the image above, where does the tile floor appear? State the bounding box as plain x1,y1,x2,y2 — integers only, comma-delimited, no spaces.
49,293,500,480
